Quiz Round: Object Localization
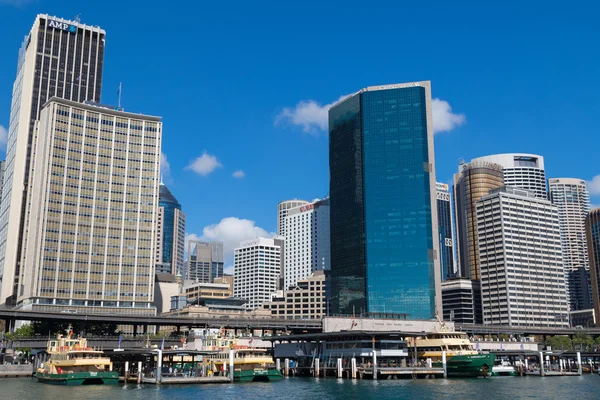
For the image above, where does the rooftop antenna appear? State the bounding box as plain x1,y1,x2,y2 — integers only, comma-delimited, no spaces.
74,14,81,23
117,82,122,109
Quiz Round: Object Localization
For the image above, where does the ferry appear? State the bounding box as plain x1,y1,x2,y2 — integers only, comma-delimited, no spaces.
211,348,283,382
492,359,517,376
36,329,118,385
406,331,495,377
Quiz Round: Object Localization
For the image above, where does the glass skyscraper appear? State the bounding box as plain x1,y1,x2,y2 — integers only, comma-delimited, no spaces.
329,81,441,319
156,183,185,275
586,208,600,326
436,183,454,280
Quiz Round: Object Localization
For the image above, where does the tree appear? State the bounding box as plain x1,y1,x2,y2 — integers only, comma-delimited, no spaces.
546,335,572,351
572,333,594,352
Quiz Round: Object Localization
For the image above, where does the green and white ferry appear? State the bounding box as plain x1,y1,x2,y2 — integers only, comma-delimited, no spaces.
211,348,283,382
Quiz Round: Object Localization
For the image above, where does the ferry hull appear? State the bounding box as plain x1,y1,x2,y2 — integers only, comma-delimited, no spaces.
433,353,495,377
234,369,283,382
36,371,119,386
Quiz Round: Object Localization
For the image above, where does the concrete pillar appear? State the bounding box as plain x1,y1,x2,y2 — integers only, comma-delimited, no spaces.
133,325,138,336
351,357,357,379
372,351,378,380
314,358,320,377
337,358,342,378
589,360,593,374
137,361,142,383
525,358,528,371
229,349,235,382
156,350,162,383
539,352,545,377
577,352,582,376
276,358,281,372
442,351,447,378
559,359,563,372
285,358,290,377
125,361,129,380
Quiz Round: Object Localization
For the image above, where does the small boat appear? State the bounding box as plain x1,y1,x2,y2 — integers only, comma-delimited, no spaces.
211,348,283,382
492,359,518,376
36,328,118,385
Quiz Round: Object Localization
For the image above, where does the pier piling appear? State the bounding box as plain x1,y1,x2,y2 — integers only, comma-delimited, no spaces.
539,352,545,377
137,361,142,383
577,352,582,376
337,358,342,378
442,351,447,378
285,358,290,377
314,359,320,377
229,349,234,382
351,358,357,379
125,361,129,380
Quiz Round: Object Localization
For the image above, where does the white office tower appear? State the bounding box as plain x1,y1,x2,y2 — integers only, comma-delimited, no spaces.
549,178,592,311
19,98,161,316
0,15,106,305
477,187,568,328
282,198,330,289
277,199,309,237
234,237,283,310
471,153,547,198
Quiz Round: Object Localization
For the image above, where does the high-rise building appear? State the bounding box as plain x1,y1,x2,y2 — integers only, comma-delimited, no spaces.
282,198,330,289
585,208,600,326
436,183,454,281
19,98,161,315
263,270,328,319
476,186,568,327
277,199,309,237
453,160,504,280
187,241,224,283
441,278,482,324
471,153,547,198
233,237,283,310
0,15,106,305
549,178,592,311
155,183,185,276
0,160,5,205
328,81,441,319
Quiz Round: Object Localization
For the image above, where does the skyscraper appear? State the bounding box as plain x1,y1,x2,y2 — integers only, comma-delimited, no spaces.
277,199,309,237
477,187,568,327
0,160,5,205
282,198,330,289
471,153,547,198
549,178,592,311
0,15,105,304
329,81,441,319
155,183,186,276
234,237,282,310
585,208,600,326
453,160,504,280
436,183,454,280
187,241,224,283
19,98,161,315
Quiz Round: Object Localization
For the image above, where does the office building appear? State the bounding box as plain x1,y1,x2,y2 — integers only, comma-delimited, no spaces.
436,183,454,280
549,178,591,311
263,270,327,319
0,15,105,305
19,98,161,315
471,153,547,198
453,160,504,280
154,274,180,314
155,183,185,276
277,199,309,237
476,187,568,327
585,208,600,326
187,241,224,283
0,160,5,205
441,278,482,324
282,197,330,289
329,81,441,318
233,237,283,310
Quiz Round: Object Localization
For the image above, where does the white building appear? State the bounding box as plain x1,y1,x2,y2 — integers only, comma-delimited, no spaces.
282,198,330,289
471,153,547,198
0,15,106,305
476,186,568,328
19,97,161,316
277,199,309,237
549,178,591,311
233,237,283,310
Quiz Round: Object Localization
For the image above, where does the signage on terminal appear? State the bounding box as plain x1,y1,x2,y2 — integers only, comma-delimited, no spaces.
47,19,77,33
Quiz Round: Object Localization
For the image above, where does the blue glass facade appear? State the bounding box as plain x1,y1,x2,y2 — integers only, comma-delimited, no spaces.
329,83,439,319
159,184,181,266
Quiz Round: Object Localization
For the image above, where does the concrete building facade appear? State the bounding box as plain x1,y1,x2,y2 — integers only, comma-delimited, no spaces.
277,199,309,237
441,278,482,324
476,187,568,327
187,241,224,283
19,98,161,315
263,270,327,319
585,208,600,326
282,198,330,289
0,15,106,305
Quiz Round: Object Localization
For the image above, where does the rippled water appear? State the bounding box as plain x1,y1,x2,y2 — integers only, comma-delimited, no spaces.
3,375,600,399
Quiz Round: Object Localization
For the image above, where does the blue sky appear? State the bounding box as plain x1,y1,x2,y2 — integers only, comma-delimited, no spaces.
0,0,599,269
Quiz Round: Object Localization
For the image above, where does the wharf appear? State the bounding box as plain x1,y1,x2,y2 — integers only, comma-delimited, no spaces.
144,376,230,384
0,365,34,378
523,371,580,377
361,367,444,379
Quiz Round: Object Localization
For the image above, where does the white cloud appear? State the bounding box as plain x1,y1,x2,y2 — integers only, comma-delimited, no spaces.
185,152,222,176
431,98,466,134
276,94,465,135
160,152,170,180
0,125,7,150
232,170,245,179
187,217,273,265
587,175,600,196
275,94,350,134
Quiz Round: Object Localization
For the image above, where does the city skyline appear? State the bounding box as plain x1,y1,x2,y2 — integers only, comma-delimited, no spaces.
1,3,599,273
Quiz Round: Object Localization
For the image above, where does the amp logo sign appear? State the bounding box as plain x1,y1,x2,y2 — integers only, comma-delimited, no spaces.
47,19,77,33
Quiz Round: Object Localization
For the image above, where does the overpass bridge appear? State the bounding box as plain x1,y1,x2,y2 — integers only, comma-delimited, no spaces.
5,336,183,350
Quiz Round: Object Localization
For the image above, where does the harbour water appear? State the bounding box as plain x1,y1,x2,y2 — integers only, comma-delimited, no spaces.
3,375,600,400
